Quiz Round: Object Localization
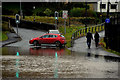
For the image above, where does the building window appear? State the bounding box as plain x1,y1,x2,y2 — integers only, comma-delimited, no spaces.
111,4,117,9
100,4,106,9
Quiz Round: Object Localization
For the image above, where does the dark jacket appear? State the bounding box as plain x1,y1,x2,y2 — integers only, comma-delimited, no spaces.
94,32,100,42
86,32,93,43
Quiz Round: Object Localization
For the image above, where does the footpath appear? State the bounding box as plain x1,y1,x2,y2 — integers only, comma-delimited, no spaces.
69,31,120,57
0,33,21,47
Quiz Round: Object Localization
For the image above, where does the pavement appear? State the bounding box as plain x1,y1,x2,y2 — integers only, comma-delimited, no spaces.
69,31,120,57
0,32,21,47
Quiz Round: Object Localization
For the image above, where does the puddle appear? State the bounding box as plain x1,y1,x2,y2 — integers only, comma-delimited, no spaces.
1,46,119,78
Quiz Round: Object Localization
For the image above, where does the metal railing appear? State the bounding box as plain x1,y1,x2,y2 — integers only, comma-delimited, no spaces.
71,23,105,47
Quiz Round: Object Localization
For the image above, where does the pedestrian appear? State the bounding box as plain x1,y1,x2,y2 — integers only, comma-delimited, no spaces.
94,31,100,48
86,30,93,49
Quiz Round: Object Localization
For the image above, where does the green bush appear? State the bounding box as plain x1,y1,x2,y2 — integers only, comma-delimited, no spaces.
70,8,85,17
70,7,97,17
44,8,52,17
87,9,97,17
0,31,8,41
2,21,10,31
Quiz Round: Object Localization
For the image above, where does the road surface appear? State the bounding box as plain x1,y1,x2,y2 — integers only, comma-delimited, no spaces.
1,27,120,79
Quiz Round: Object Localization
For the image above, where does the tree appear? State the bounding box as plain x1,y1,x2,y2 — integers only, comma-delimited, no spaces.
43,8,52,16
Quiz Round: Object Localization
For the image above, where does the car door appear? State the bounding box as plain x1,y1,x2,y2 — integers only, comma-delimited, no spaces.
49,35,57,43
49,35,54,43
38,36,44,44
42,35,50,44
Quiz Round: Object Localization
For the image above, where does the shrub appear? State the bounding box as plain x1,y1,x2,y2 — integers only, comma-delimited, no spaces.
70,7,97,17
2,21,10,31
70,8,85,17
44,8,52,17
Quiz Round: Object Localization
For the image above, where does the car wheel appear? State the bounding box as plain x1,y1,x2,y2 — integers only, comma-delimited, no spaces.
33,41,38,46
55,41,61,47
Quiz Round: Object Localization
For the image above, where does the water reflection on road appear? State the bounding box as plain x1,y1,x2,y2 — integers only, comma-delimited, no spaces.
1,46,120,78
29,47,65,56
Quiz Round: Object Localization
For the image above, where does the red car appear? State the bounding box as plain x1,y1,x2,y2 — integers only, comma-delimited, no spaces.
29,33,66,47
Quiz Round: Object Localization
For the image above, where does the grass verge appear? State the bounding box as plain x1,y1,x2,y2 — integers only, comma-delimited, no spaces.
59,25,104,48
1,21,11,41
100,38,120,56
0,31,9,41
59,25,84,47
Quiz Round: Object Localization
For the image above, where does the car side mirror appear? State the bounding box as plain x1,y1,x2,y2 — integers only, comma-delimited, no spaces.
40,37,43,38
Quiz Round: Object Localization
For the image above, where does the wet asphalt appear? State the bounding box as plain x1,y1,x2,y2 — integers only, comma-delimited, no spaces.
1,27,120,78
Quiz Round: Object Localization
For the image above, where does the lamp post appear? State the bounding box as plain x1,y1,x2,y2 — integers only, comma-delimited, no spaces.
115,0,118,24
100,0,102,23
33,6,35,22
105,0,110,49
107,0,110,18
85,1,87,33
20,0,22,20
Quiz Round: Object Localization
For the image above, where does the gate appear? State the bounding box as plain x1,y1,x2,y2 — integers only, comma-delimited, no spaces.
105,12,120,52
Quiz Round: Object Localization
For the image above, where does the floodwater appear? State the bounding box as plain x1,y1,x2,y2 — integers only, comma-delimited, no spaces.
1,46,120,78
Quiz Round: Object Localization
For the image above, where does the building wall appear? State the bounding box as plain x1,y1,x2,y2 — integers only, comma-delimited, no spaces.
96,0,120,12
118,2,120,12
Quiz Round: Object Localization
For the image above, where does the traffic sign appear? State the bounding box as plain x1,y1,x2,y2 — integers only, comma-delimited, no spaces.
105,18,110,23
63,10,68,19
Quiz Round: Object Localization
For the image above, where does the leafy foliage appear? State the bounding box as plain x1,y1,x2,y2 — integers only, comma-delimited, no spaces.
43,8,52,16
70,7,97,17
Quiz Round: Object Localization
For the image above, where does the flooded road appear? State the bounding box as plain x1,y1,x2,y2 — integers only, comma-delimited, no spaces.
1,46,119,78
1,27,120,79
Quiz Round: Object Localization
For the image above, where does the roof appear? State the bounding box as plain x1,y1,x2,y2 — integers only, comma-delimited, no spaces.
49,30,59,31
44,33,60,36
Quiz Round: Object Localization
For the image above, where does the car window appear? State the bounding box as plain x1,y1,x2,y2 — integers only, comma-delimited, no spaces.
53,35,57,38
49,35,57,38
42,35,49,38
49,35,53,38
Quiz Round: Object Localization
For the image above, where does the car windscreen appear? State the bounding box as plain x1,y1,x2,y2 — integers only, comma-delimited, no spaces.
60,35,64,38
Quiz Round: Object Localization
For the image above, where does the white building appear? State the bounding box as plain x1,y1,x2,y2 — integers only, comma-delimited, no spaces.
93,0,120,12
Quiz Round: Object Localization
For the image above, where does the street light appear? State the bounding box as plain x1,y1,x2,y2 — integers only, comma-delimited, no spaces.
20,0,22,19
105,0,110,49
33,6,35,22
115,0,118,24
100,0,102,23
85,1,87,33
107,0,110,18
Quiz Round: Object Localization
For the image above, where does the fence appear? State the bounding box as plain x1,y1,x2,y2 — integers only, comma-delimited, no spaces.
71,23,105,47
104,13,120,52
